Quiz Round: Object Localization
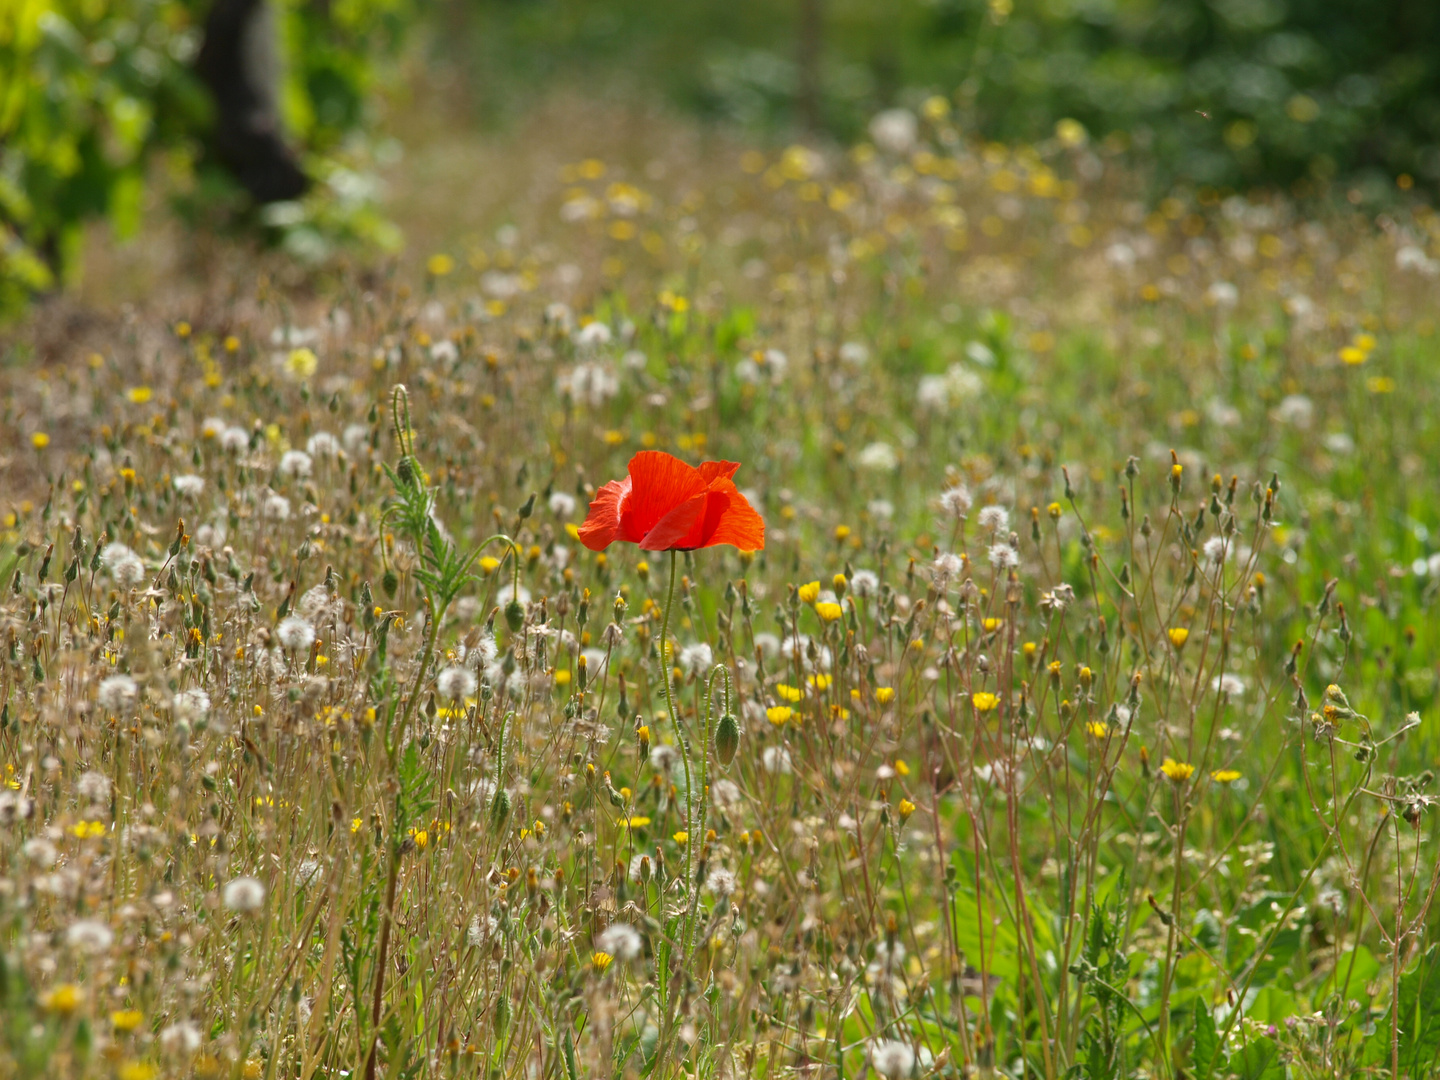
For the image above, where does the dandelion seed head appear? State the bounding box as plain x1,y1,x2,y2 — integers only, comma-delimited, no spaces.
850,569,879,597
978,506,1010,533
277,616,316,653
437,666,478,702
596,923,643,961
98,674,139,713
939,484,972,518
222,876,267,913
988,543,1019,569
100,544,146,588
66,919,115,953
173,474,205,497
870,1040,916,1079
679,642,713,677
279,450,312,478
77,770,111,802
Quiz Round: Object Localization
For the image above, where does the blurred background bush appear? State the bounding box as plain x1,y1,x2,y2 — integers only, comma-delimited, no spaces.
4,0,1437,319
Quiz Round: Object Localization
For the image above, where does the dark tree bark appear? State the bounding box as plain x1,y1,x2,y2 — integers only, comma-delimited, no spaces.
195,0,309,203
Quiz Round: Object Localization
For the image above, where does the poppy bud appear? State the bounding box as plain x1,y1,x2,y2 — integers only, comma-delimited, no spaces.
715,712,740,767
382,568,398,599
396,456,416,487
490,789,511,830
493,997,510,1037
505,598,524,633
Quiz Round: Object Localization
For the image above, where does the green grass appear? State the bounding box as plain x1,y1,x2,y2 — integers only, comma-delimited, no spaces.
1,93,1439,1080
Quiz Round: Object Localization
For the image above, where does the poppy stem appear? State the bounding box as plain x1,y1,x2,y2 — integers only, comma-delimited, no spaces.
654,548,697,1078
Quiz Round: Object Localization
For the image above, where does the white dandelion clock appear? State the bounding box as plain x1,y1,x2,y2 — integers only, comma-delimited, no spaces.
66,919,115,953
222,876,267,913
277,616,316,654
98,674,139,714
437,665,478,702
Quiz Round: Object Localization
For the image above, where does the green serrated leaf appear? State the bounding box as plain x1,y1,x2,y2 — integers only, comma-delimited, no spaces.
1398,945,1440,1075
1192,998,1219,1080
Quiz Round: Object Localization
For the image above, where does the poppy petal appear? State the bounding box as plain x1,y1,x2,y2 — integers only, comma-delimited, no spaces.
696,460,741,485
619,451,706,541
577,476,630,551
637,492,709,551
696,486,766,551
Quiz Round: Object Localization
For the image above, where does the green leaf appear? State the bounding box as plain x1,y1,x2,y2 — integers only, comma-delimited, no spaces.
1192,998,1219,1080
1236,1035,1285,1080
1398,945,1440,1075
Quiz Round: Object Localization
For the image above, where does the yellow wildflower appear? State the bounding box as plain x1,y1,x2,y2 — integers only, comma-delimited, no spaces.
1160,758,1195,782
111,1009,145,1032
42,984,81,1014
972,692,1000,712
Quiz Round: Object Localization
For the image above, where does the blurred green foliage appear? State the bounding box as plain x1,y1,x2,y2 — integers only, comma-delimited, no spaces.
0,0,410,320
462,0,1440,197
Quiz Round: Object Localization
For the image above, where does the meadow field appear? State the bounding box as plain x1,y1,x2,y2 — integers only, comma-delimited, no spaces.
2,93,1440,1080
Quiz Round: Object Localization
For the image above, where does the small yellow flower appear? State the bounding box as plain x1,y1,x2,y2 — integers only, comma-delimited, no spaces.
478,556,500,574
42,984,81,1014
1167,627,1190,648
1339,346,1367,365
351,817,363,833
1211,769,1241,783
775,684,803,702
797,580,821,604
224,335,240,353
815,601,843,622
875,687,895,704
972,692,1000,712
31,432,50,449
175,321,192,338
285,347,318,379
807,673,832,690
672,830,689,846
427,253,455,276
1160,758,1195,782
624,815,651,828
766,705,793,726
834,524,851,541
120,1064,158,1080
111,1009,145,1032
554,669,572,686
1047,502,1062,519
126,386,153,405
592,951,614,972
893,759,910,776
409,828,428,849
897,798,915,821
1085,721,1109,738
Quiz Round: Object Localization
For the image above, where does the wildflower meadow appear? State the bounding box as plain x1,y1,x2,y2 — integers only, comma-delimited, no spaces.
3,86,1440,1080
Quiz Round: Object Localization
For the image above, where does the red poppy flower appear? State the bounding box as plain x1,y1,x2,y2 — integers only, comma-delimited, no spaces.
578,451,765,552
